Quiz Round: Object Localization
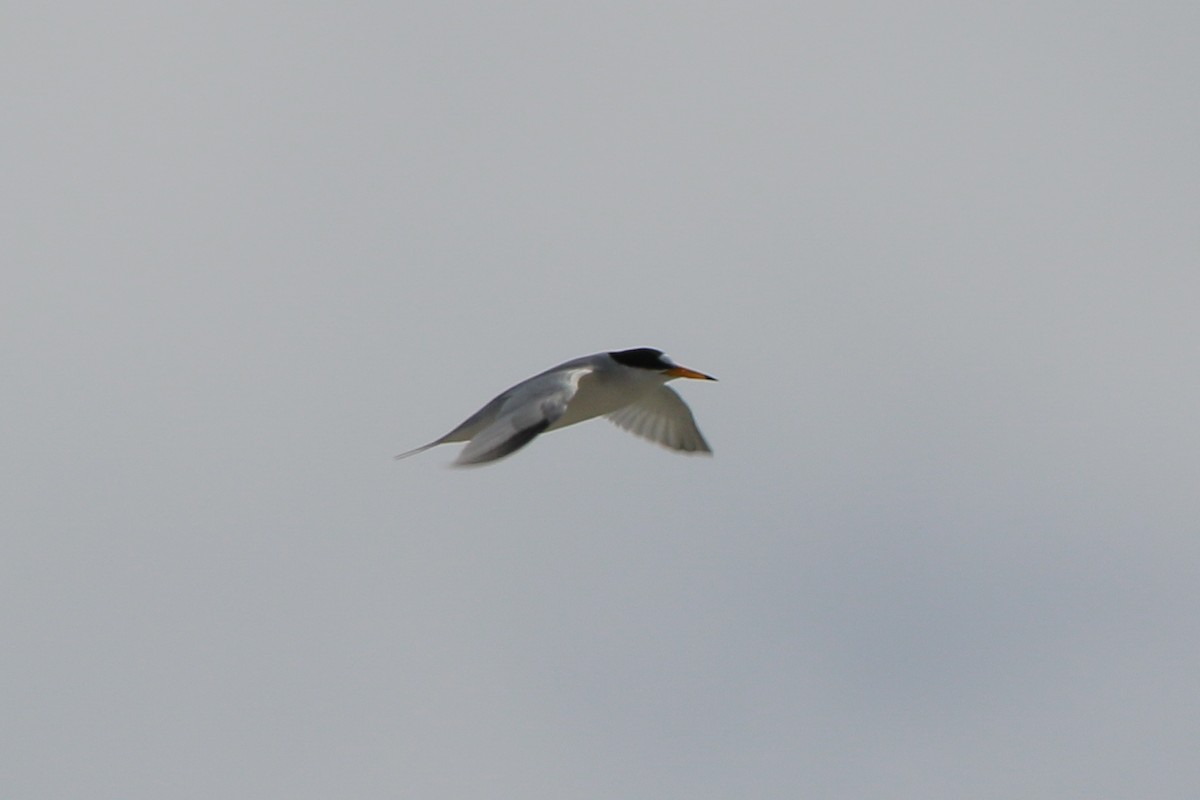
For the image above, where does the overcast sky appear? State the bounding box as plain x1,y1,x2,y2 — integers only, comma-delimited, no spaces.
5,2,1199,798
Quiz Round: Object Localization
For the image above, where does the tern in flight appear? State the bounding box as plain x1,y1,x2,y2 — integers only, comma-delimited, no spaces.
395,347,717,466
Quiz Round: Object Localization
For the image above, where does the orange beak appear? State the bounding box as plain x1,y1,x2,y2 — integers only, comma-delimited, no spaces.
666,365,717,381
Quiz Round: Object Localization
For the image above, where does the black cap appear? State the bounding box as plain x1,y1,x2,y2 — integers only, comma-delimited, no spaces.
608,347,672,370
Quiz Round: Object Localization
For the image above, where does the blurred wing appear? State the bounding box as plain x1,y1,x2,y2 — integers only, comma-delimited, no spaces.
455,368,591,466
606,386,712,454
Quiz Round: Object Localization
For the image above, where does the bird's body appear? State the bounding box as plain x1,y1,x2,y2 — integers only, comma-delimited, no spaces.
395,348,716,466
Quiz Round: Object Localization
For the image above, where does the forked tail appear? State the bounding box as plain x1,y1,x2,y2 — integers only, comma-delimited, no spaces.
393,441,441,460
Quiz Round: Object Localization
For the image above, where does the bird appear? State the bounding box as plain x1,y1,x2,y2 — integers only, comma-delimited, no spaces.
395,347,717,466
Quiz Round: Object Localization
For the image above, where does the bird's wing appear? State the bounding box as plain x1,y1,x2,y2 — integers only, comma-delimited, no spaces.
455,367,592,466
606,386,712,454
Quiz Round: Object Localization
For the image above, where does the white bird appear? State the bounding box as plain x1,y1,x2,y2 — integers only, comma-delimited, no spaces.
395,348,717,466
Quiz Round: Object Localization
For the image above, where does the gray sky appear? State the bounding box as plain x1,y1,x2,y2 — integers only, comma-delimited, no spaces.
5,2,1199,798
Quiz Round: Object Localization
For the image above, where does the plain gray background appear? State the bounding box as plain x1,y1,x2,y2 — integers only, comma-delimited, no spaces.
5,2,1199,797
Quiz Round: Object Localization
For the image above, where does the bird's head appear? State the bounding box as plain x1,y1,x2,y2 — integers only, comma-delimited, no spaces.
608,347,717,381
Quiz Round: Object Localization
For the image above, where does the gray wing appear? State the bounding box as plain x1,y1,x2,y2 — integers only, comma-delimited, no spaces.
455,367,591,466
606,386,712,454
